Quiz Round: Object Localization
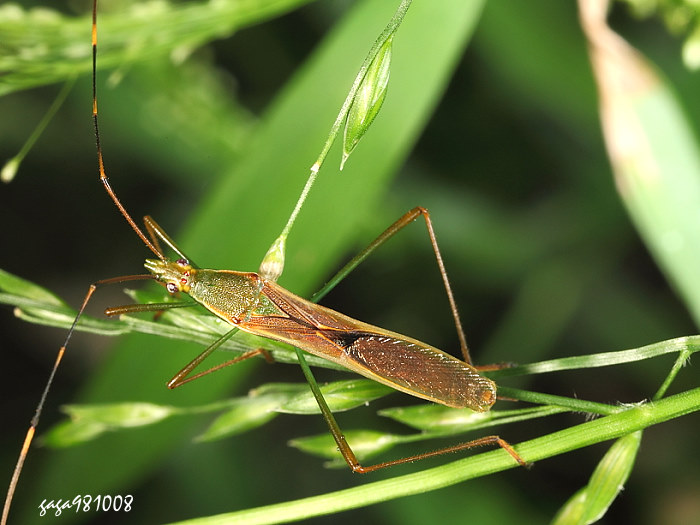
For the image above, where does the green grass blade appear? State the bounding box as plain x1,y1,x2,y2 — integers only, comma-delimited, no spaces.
552,432,642,525
165,388,700,525
581,2,700,326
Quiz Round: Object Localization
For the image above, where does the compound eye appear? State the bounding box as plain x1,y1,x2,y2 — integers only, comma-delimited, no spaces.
176,258,189,266
166,282,179,294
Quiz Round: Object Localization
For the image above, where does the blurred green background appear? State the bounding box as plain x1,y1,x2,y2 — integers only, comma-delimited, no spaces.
1,0,699,524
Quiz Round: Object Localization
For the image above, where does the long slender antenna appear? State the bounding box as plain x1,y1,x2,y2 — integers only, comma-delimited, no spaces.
91,0,165,261
1,274,154,525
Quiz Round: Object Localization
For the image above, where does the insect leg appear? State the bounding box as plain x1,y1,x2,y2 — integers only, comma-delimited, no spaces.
310,206,471,363
294,349,528,472
166,328,273,389
104,301,198,316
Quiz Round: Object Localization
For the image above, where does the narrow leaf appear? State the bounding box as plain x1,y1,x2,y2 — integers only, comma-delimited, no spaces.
196,401,279,442
289,429,399,462
0,268,65,306
61,402,179,427
43,420,109,448
379,404,488,431
552,432,642,525
195,385,310,442
278,379,394,414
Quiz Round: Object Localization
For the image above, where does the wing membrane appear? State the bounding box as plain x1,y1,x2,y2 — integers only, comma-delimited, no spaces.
238,281,496,411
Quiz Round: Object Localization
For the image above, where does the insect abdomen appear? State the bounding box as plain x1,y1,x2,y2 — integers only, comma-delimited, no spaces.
337,332,496,411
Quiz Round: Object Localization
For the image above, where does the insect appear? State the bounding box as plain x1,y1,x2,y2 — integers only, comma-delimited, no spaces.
2,2,526,523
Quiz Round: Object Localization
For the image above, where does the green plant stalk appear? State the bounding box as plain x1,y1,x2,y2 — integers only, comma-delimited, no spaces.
654,345,693,400
312,0,412,172
261,0,414,280
545,324,692,523
499,388,619,416
167,387,700,525
491,336,700,376
1,77,76,182
555,337,692,524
